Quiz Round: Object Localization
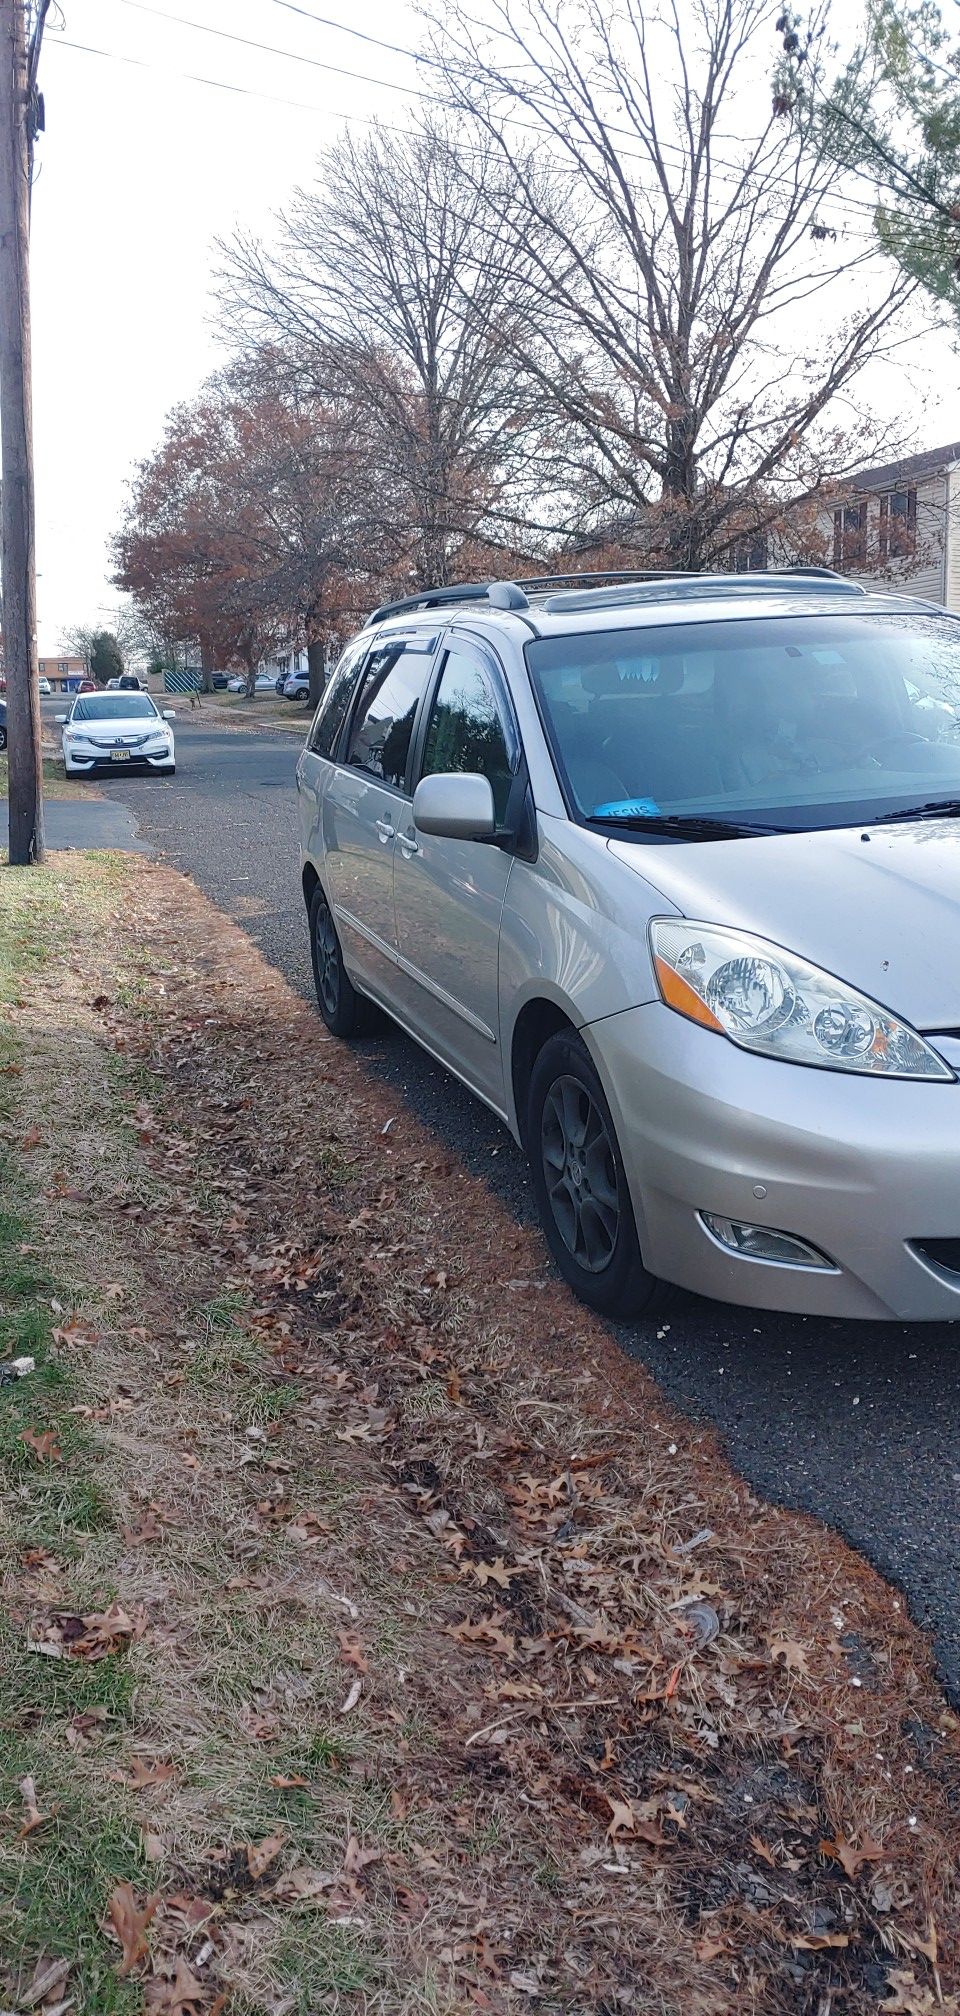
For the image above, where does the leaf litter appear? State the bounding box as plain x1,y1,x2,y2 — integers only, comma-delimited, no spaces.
5,854,960,2013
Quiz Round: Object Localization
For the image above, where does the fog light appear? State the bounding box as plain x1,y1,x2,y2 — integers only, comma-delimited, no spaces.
699,1213,835,1269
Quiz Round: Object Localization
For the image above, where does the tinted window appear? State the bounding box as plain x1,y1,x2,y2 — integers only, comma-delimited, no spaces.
421,649,517,823
308,639,367,759
347,643,431,789
71,693,158,722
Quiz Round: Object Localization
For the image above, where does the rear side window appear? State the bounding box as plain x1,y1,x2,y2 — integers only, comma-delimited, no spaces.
346,643,433,790
307,639,368,758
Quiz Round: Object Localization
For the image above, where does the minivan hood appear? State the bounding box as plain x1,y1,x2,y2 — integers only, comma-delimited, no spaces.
608,818,960,1029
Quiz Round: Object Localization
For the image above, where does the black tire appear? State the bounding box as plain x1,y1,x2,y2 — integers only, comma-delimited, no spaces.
308,882,371,1037
527,1029,666,1319
0,728,7,751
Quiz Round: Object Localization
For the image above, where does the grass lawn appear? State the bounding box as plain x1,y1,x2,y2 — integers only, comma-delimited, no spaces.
204,692,312,729
1,853,959,2013
0,754,97,800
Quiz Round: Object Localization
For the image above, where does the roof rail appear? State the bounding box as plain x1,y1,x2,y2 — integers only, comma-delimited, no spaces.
540,569,867,613
367,564,864,626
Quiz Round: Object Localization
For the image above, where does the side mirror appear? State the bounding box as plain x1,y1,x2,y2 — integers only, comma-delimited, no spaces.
162,709,176,720
55,713,67,723
413,771,496,841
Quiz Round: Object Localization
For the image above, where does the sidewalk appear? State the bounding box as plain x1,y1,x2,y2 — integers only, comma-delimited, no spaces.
0,796,150,850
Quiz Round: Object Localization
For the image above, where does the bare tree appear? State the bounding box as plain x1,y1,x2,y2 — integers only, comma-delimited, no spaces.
218,115,561,587
424,0,917,567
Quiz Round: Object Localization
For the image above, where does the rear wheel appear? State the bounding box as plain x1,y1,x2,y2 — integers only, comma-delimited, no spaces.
309,883,371,1038
527,1029,665,1319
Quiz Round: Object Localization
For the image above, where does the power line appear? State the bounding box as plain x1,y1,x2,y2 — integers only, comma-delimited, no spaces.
51,22,894,242
111,0,429,100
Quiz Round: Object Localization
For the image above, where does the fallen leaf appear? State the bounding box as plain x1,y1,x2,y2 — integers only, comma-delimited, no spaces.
695,1934,730,1963
21,1126,42,1149
819,1832,886,1878
107,1880,159,1976
337,1630,369,1673
20,1429,62,1464
749,1831,777,1868
21,1956,71,2007
268,1865,336,1904
339,1676,363,1715
450,1613,516,1657
122,1512,164,1547
17,1774,55,1839
111,1756,175,1790
269,1773,309,1789
768,1637,810,1676
467,1557,516,1590
245,1830,286,1881
144,1954,206,2015
880,1970,940,2013
343,1833,381,1888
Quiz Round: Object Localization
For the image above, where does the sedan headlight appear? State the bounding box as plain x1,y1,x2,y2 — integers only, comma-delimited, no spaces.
650,919,953,1079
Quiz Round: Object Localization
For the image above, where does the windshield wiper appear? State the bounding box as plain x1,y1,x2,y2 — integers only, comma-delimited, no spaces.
588,811,786,839
871,799,960,826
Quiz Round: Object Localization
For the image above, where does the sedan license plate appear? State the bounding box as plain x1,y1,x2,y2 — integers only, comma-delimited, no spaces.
110,749,131,762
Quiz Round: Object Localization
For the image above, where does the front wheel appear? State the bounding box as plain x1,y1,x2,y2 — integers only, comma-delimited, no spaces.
527,1030,665,1319
308,883,370,1037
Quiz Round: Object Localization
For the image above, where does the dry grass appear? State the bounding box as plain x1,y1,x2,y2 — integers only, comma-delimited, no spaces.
0,753,99,799
2,853,960,2015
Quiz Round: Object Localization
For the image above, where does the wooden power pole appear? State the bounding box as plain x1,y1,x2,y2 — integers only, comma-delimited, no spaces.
0,0,45,865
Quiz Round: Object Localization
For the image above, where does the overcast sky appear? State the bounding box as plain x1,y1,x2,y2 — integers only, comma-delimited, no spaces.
31,0,960,654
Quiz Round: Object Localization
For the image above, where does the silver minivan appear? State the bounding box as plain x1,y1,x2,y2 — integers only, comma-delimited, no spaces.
296,570,960,1323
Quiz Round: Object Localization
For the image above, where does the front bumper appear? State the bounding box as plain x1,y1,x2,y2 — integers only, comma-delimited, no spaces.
585,1001,960,1321
64,746,174,774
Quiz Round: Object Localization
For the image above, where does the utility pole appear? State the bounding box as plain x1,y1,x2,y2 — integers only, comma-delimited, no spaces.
0,0,47,864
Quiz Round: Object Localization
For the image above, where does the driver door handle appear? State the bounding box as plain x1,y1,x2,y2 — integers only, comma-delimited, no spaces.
398,829,419,856
375,818,395,844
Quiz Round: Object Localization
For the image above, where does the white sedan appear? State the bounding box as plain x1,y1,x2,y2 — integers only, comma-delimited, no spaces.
226,671,277,694
57,690,176,777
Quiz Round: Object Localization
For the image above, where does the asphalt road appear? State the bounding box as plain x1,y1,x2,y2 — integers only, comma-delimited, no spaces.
66,709,960,1700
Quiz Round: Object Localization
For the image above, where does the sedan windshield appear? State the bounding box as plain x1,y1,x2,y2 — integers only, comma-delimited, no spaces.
71,693,158,722
527,611,960,836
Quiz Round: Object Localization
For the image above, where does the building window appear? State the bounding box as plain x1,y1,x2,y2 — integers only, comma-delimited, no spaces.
57,660,69,673
879,487,917,560
833,504,866,570
277,654,289,675
728,532,768,572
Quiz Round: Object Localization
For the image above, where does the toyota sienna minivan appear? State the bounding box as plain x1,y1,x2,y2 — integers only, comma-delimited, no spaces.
296,569,960,1323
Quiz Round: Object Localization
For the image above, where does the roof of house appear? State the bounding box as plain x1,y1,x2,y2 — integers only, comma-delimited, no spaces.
851,440,960,493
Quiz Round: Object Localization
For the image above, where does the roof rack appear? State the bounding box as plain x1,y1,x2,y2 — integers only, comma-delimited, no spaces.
368,565,864,626
540,568,867,613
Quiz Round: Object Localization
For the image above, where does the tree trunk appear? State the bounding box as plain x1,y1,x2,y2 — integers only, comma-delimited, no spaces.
0,0,43,864
307,635,326,708
199,633,215,695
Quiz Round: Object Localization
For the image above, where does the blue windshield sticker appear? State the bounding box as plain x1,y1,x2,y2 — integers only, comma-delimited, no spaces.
591,797,661,818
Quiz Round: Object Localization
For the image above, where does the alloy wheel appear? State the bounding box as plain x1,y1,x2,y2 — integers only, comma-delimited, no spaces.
540,1073,620,1273
313,900,340,1021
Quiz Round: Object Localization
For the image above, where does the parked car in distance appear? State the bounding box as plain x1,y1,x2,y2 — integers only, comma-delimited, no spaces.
38,676,51,696
58,689,176,776
77,678,97,694
297,568,960,1326
226,671,277,695
283,669,311,701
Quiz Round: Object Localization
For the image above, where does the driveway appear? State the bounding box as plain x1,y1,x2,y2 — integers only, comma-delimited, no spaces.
70,709,960,1699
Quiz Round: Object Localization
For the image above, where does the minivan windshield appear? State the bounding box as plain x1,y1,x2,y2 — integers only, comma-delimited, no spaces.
526,611,960,836
70,693,158,722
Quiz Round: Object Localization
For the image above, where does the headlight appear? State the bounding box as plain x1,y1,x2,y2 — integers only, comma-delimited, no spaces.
650,919,953,1080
